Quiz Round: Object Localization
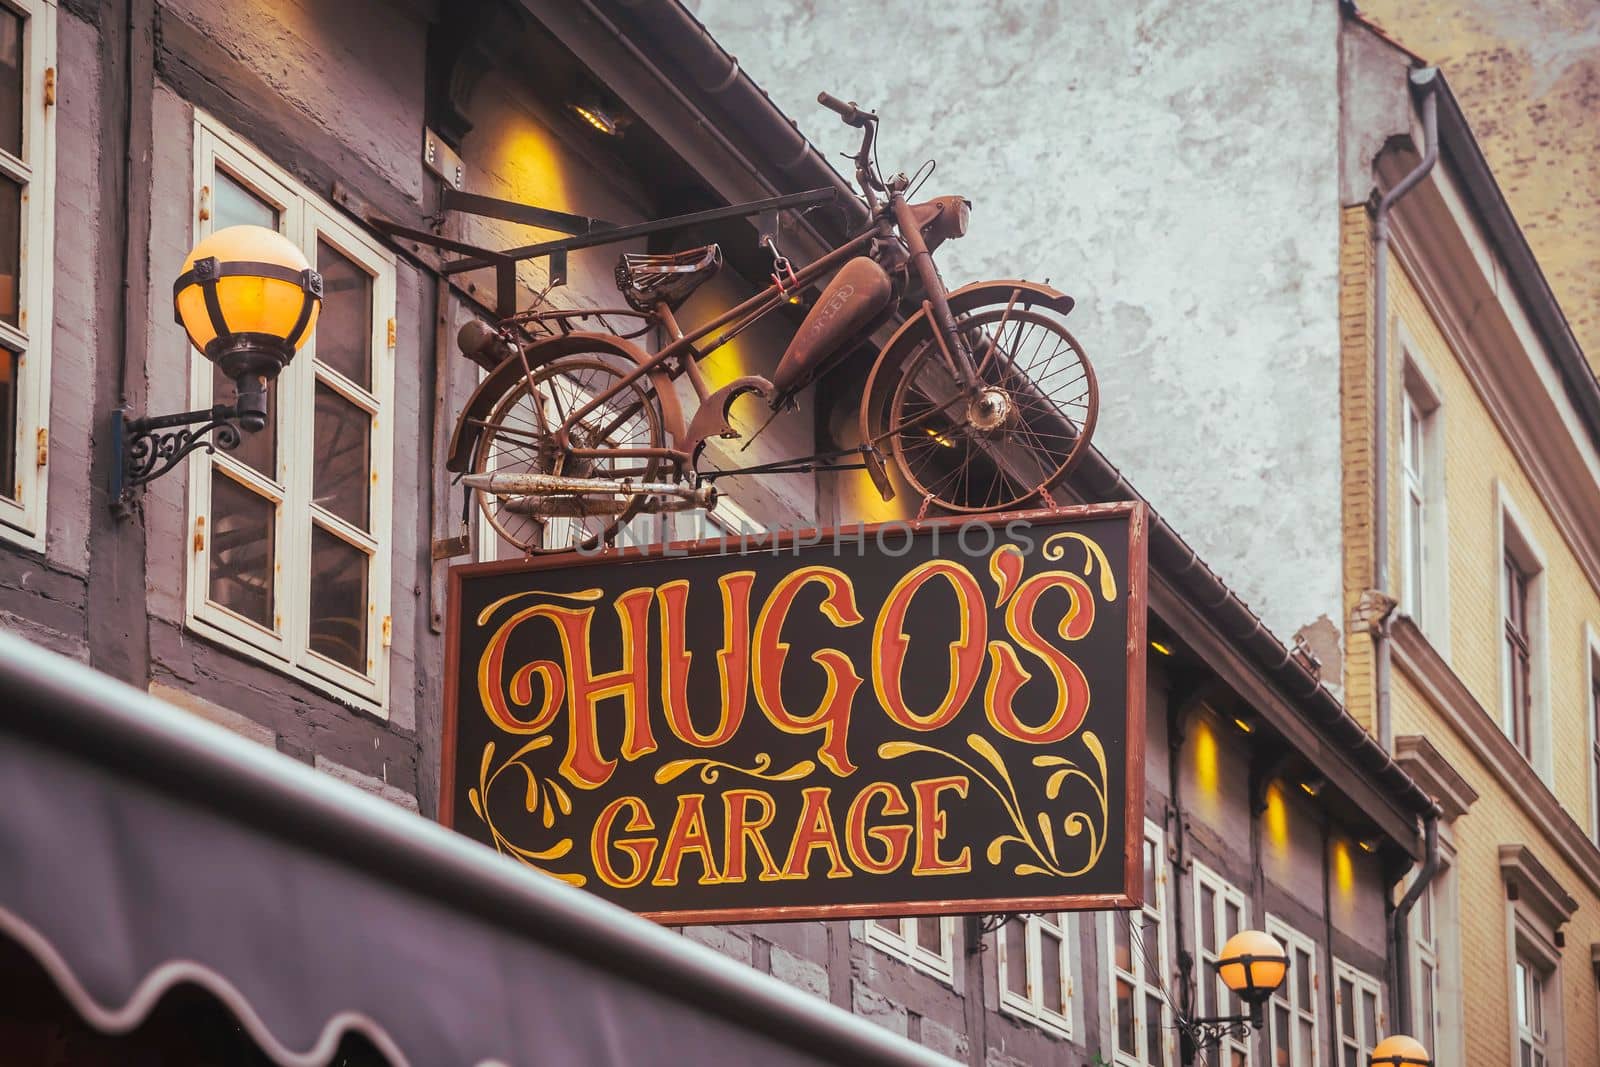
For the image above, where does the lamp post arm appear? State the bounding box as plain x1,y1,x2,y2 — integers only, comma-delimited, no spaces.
111,403,245,513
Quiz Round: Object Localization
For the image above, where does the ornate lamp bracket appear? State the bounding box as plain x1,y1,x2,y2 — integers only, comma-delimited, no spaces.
111,404,244,513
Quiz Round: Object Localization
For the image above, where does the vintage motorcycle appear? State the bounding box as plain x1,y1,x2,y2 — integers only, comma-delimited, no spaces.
448,92,1097,553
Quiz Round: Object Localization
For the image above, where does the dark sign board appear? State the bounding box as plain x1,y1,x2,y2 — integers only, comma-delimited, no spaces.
442,503,1147,923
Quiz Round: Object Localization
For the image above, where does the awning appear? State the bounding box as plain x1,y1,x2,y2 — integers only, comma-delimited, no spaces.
0,630,955,1067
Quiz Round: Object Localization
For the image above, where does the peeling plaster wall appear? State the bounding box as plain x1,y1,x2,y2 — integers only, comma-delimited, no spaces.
691,0,1348,647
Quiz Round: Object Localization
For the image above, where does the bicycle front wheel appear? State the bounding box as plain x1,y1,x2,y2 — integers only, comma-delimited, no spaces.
878,306,1096,513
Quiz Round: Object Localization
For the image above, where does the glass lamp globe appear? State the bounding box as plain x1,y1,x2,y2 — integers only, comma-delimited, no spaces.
1215,929,1288,1005
1369,1034,1432,1066
173,224,322,431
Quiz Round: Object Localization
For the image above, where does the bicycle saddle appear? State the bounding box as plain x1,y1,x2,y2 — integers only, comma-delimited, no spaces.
615,244,723,312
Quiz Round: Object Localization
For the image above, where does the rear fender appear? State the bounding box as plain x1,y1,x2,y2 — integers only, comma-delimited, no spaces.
446,332,686,473
857,279,1075,446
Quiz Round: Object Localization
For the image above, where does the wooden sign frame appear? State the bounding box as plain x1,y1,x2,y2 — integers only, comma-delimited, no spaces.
441,502,1147,923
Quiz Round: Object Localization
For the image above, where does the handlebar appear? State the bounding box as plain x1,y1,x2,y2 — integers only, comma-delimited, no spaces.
818,92,885,209
817,91,873,128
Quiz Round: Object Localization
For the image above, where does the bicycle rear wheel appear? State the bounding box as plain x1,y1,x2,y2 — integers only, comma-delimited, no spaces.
878,306,1096,513
471,354,666,554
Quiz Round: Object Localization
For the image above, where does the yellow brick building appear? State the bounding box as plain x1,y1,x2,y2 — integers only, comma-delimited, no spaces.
1341,18,1600,1065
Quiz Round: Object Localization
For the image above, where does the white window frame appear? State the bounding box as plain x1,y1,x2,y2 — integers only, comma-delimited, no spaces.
1264,915,1320,1067
1398,352,1447,650
1515,951,1551,1067
995,911,1076,1039
1333,958,1384,1064
862,916,956,985
1192,860,1251,1066
185,111,395,714
1105,818,1173,1066
1410,876,1440,1054
1496,483,1549,779
0,0,56,552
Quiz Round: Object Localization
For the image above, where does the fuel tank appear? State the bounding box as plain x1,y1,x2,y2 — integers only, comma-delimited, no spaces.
771,255,893,399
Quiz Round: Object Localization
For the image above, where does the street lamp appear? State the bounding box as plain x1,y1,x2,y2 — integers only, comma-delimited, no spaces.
1369,1035,1433,1066
112,224,322,510
1179,929,1288,1064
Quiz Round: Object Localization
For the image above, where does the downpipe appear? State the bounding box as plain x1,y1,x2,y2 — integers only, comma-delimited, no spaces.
1389,808,1440,1032
1373,67,1438,752
1373,62,1439,1044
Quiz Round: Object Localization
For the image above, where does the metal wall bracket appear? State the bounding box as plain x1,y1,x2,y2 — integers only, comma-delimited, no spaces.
111,404,243,516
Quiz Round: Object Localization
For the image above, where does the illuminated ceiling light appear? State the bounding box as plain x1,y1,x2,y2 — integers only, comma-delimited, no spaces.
1150,640,1173,656
1358,835,1381,853
1299,775,1326,799
571,100,621,136
1232,716,1255,734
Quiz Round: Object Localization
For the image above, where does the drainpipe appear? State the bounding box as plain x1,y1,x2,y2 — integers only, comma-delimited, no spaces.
1389,807,1440,1033
1373,67,1439,752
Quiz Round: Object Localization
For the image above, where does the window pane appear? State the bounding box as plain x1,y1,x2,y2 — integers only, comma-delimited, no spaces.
208,472,274,627
1343,1048,1357,1067
308,524,368,672
1339,977,1355,1034
1362,990,1378,1045
1296,947,1312,1005
0,6,20,159
1298,1018,1314,1063
914,917,942,955
1200,887,1217,950
0,172,20,327
1145,992,1166,1066
214,170,278,231
1114,913,1132,973
1144,838,1160,907
1003,919,1027,997
1273,1003,1290,1065
1419,962,1435,1048
316,240,373,390
1040,928,1063,1014
314,381,370,529
872,917,898,936
214,361,275,477
1224,901,1241,938
1116,978,1136,1052
0,346,14,498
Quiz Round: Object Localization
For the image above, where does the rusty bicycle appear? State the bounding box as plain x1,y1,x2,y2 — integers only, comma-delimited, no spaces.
446,92,1097,553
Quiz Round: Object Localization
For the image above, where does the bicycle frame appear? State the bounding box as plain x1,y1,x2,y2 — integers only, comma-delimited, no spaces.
549,192,975,470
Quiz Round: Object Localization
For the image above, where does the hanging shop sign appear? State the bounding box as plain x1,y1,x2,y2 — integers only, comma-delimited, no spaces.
441,503,1147,924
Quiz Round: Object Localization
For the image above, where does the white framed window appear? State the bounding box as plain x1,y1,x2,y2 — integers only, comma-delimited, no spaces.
1332,959,1383,1067
995,912,1075,1038
1398,358,1444,639
1264,915,1320,1067
1497,489,1547,776
1412,880,1439,1054
863,916,956,985
1515,953,1549,1067
1193,861,1250,1066
185,111,395,714
0,0,55,551
1107,820,1173,1065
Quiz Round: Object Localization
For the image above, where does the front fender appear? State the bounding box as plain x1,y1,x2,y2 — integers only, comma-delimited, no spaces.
446,331,686,473
857,279,1075,448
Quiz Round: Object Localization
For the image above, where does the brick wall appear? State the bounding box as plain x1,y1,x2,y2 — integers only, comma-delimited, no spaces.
1358,2,1600,373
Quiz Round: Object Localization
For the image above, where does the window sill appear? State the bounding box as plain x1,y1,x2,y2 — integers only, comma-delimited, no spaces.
997,996,1072,1041
184,613,389,720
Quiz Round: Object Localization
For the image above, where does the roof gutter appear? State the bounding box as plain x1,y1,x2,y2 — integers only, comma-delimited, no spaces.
1431,71,1600,454
541,0,868,251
